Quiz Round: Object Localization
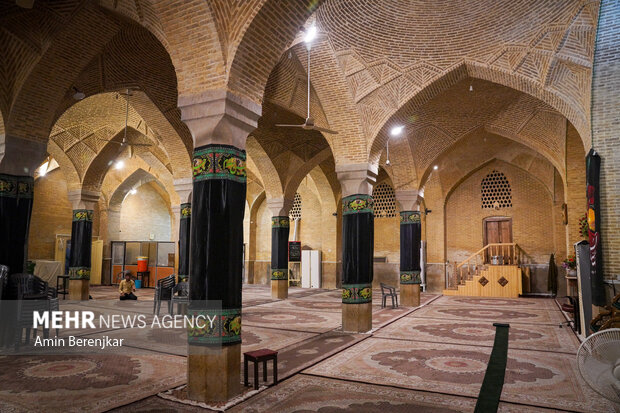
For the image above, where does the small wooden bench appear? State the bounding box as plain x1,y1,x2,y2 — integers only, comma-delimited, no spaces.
243,348,278,390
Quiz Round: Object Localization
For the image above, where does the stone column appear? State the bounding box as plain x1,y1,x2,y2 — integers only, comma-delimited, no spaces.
174,179,192,282
67,190,99,300
267,198,292,299
0,136,45,274
395,190,422,307
336,164,377,333
179,90,260,403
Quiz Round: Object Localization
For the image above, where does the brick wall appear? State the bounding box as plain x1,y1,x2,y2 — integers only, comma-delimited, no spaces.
445,161,555,265
28,169,73,260
118,182,172,241
591,0,620,279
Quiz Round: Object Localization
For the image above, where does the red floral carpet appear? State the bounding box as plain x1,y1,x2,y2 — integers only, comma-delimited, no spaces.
2,286,610,412
0,354,185,412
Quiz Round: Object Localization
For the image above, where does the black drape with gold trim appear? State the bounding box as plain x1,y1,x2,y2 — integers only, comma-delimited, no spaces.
189,144,245,346
400,211,422,284
0,174,34,274
271,216,290,280
341,194,374,304
178,203,191,282
69,209,93,279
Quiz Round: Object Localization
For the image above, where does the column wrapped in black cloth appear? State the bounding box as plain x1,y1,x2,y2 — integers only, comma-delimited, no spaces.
399,211,422,284
586,150,605,306
178,203,191,282
271,216,290,280
188,144,245,346
69,209,93,279
0,174,34,274
341,194,374,304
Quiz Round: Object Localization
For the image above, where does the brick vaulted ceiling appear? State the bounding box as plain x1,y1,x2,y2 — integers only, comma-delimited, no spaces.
0,0,598,199
260,0,597,190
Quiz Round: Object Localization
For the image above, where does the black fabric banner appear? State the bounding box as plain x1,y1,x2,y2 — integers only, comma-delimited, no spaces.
188,144,245,346
271,216,290,280
586,150,605,306
341,194,374,304
400,211,421,284
0,174,34,274
69,209,93,279
178,203,191,282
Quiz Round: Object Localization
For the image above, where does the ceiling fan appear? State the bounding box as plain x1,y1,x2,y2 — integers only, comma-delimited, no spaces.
276,26,338,134
99,89,152,159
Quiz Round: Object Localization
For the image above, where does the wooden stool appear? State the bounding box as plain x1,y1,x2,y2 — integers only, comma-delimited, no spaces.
243,348,278,390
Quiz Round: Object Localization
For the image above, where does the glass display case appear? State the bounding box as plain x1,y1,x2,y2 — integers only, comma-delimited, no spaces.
110,241,176,286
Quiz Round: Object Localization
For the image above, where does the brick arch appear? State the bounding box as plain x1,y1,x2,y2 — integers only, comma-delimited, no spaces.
285,38,367,165
263,52,330,132
46,140,81,192
5,3,128,144
367,63,590,168
377,136,418,192
418,127,562,195
245,135,283,199
108,168,171,211
98,0,171,53
100,155,178,208
283,147,333,202
3,4,192,180
444,158,555,209
442,158,559,265
82,126,171,193
142,0,226,97
308,164,338,214
53,26,192,181
227,0,323,104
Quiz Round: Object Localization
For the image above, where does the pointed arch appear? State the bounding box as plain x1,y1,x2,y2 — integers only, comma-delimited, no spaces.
368,63,591,167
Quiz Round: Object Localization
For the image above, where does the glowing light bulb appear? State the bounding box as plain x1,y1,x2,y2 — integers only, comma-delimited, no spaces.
115,160,125,170
390,125,404,136
433,165,438,170
304,25,317,44
129,188,137,195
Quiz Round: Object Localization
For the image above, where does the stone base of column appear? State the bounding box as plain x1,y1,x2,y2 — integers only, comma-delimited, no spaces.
271,279,288,299
187,343,241,403
342,302,372,333
69,279,89,300
401,284,420,307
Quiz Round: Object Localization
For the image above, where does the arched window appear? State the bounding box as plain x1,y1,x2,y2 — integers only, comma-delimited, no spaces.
289,192,302,219
481,170,512,209
372,182,396,218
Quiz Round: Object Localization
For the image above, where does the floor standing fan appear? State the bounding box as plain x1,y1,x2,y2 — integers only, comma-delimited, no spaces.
576,328,620,404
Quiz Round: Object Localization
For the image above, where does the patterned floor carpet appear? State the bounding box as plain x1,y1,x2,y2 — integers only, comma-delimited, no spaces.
1,285,614,412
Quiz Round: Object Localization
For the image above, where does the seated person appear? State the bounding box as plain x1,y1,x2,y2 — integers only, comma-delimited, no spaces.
119,273,137,300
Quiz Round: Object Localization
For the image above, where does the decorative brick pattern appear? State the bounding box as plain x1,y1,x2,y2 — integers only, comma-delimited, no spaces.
1,0,614,289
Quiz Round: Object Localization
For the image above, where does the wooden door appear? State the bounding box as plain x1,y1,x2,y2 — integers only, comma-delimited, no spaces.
483,218,512,263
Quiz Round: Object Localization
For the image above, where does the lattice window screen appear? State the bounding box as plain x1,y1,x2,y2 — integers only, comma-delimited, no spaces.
289,193,302,219
372,183,396,218
481,170,512,209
